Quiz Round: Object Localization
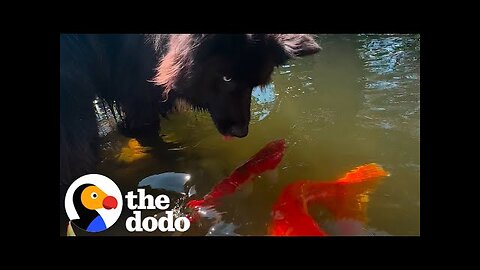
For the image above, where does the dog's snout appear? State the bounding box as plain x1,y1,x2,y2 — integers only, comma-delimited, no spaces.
229,125,248,138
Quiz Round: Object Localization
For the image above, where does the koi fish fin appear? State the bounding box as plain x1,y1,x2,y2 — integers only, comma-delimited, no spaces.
306,163,389,222
268,163,389,235
320,182,379,222
336,163,389,184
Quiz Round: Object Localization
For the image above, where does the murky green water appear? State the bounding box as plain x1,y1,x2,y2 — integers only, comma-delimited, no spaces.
63,34,420,236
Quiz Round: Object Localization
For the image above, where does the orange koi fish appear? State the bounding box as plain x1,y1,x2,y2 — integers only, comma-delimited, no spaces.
268,163,389,236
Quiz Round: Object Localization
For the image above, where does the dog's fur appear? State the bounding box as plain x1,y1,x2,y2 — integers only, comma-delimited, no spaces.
60,34,320,190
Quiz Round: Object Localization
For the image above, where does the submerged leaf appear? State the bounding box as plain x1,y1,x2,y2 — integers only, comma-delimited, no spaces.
117,139,151,163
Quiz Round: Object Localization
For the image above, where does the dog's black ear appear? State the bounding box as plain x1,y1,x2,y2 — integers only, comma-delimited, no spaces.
268,34,321,66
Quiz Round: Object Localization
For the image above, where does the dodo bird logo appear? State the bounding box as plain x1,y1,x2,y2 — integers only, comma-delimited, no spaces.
65,174,123,233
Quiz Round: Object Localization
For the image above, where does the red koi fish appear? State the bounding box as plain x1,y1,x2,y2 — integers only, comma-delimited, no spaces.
186,139,286,220
268,163,389,236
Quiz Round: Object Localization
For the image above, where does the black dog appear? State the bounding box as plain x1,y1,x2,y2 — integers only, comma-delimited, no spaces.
60,34,320,191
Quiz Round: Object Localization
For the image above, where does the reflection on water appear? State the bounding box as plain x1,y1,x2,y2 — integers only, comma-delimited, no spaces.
356,35,420,139
68,34,420,236
94,99,123,137
252,84,277,121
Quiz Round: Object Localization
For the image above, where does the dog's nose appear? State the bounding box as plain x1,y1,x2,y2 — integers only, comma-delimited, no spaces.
229,125,248,138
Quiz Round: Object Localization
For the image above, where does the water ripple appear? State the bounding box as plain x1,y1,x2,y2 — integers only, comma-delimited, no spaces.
356,34,420,139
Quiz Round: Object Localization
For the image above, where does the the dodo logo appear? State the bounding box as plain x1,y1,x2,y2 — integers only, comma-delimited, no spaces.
65,174,123,233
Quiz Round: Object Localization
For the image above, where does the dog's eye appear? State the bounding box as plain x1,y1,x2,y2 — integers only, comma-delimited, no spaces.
223,76,232,82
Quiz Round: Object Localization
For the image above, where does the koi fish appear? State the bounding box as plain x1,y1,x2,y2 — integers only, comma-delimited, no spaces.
268,163,390,236
186,139,286,221
183,139,388,236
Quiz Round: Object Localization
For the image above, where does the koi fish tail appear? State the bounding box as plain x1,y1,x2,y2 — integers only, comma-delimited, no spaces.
267,163,390,235
336,163,389,184
309,163,390,222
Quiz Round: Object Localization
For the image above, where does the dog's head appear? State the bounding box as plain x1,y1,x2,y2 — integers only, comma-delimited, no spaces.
153,34,321,138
